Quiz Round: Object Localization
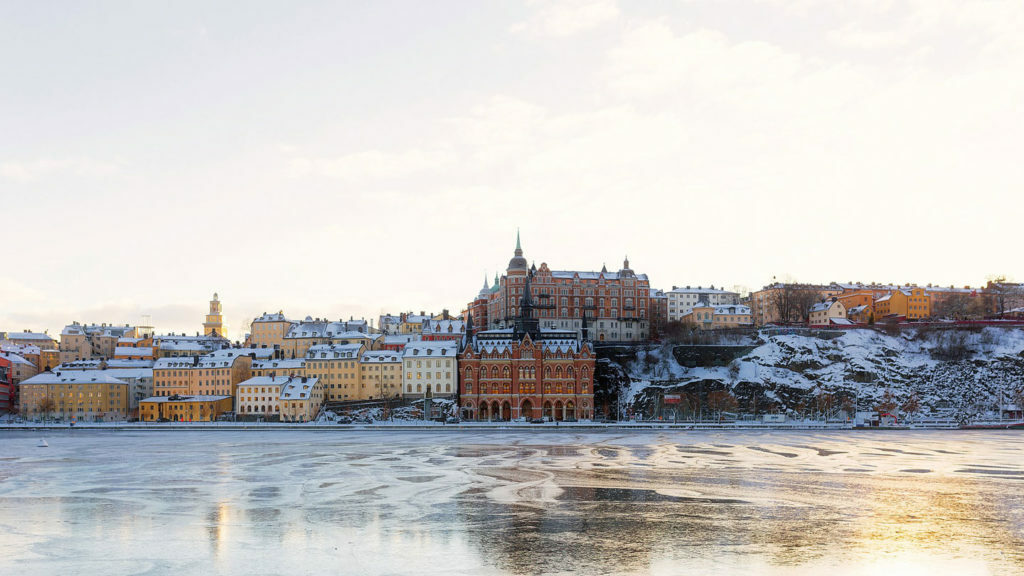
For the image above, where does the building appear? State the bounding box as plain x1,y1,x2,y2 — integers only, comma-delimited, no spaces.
402,341,458,399
19,372,130,421
681,304,753,330
2,331,58,350
421,319,466,342
58,323,137,363
304,343,365,402
204,293,224,337
249,312,295,349
280,376,325,422
152,333,231,358
381,334,418,352
0,356,12,413
808,298,847,327
236,375,323,421
52,363,153,417
360,350,403,400
152,349,256,403
874,287,931,321
470,234,652,342
749,283,842,326
847,305,873,324
139,395,233,422
648,288,669,339
459,274,596,421
666,286,740,322
284,318,375,359
251,357,306,378
114,336,154,360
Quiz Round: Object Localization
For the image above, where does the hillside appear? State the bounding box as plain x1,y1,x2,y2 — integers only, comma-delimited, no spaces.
600,327,1024,420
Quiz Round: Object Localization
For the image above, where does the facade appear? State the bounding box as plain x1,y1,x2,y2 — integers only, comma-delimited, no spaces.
681,304,753,330
251,358,306,378
52,364,153,417
236,375,323,421
249,312,294,349
58,323,136,363
402,341,458,399
2,331,58,350
666,286,740,321
152,349,255,403
874,288,931,320
139,395,233,422
304,343,365,402
19,372,130,421
0,356,11,413
153,334,231,358
203,293,224,337
460,273,596,421
808,299,847,327
360,350,403,400
470,234,651,342
648,288,669,338
381,334,418,351
847,305,873,324
284,318,374,359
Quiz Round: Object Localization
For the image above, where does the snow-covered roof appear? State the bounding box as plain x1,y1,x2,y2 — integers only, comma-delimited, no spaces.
402,341,458,358
875,294,892,303
54,367,153,380
252,358,306,371
549,270,649,282
281,377,319,400
847,305,870,315
21,372,127,386
6,332,54,342
286,321,371,339
1,344,41,355
57,359,153,370
140,395,231,404
810,301,842,313
829,318,856,325
362,351,401,363
306,343,364,359
253,312,292,323
383,334,419,344
668,286,737,295
421,319,465,335
115,346,152,356
0,352,34,366
117,337,143,344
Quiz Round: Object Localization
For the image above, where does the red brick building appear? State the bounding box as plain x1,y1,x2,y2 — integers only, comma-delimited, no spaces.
459,275,596,421
0,356,12,413
468,233,652,342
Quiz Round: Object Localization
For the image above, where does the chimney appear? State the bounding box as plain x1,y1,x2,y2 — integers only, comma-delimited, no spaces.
301,376,307,383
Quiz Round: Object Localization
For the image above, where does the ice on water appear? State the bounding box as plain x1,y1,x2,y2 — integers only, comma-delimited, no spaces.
1,430,1023,575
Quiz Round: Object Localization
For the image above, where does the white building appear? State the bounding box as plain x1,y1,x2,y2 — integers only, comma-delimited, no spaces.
402,341,458,399
666,286,740,321
809,298,848,327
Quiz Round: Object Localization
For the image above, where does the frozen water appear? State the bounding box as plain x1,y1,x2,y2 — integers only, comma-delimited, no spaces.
1,430,1023,575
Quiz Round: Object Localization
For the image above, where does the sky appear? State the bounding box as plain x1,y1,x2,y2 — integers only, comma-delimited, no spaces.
2,0,1023,341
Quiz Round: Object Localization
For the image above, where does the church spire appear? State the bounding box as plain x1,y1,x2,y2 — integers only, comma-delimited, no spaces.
516,228,521,253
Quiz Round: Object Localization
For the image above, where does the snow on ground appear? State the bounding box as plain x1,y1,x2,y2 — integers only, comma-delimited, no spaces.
614,327,1024,416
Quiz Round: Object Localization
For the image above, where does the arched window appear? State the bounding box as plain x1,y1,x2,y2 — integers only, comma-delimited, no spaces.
555,366,562,379
502,366,510,377
417,384,422,392
544,366,551,378
491,366,499,378
465,367,473,380
567,366,574,378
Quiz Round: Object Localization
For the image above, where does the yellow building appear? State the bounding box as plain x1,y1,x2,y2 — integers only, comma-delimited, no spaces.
808,299,847,327
204,293,224,337
305,343,365,402
874,287,932,320
3,331,58,351
360,350,403,400
19,372,130,421
249,312,294,349
251,358,306,378
749,283,841,326
139,395,234,422
152,349,255,401
681,304,753,330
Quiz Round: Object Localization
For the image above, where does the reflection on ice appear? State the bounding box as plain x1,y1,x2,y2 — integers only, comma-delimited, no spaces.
0,430,1023,575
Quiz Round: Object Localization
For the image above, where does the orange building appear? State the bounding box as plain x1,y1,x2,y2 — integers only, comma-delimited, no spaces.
874,288,931,320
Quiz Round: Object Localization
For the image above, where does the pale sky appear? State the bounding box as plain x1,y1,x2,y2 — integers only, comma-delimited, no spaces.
2,0,1022,341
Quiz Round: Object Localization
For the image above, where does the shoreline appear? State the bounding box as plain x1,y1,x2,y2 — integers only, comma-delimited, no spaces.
2,422,1009,432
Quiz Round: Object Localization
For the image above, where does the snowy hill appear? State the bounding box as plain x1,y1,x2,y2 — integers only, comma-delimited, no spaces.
602,327,1024,420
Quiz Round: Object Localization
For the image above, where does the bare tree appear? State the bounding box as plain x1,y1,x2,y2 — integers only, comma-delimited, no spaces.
875,389,898,415
770,284,822,324
902,393,921,423
37,396,55,420
707,390,738,421
815,392,835,420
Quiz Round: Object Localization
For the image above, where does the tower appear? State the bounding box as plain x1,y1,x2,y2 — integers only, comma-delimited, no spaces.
204,293,224,337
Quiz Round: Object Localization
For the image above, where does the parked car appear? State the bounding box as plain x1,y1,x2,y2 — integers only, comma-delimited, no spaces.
445,416,460,424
